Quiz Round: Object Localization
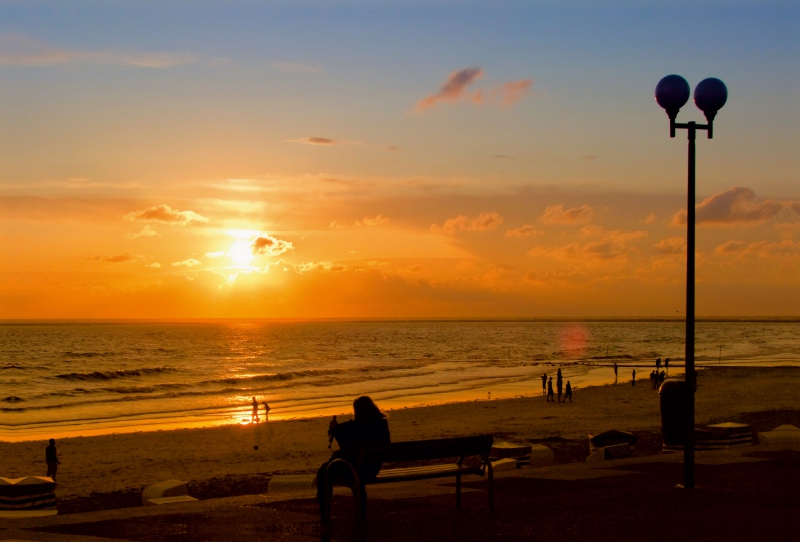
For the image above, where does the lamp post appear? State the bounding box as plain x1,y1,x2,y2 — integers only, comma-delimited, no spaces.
655,74,727,490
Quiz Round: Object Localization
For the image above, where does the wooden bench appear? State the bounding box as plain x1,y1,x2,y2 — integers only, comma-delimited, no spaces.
323,435,494,520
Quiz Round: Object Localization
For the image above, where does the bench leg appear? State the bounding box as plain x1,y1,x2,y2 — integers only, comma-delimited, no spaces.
456,474,461,508
487,463,494,513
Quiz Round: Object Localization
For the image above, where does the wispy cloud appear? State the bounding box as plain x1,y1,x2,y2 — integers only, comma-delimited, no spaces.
356,215,389,227
87,252,142,263
505,225,543,237
431,212,504,233
540,204,594,225
413,67,532,112
0,34,195,68
171,258,202,267
124,204,209,226
414,68,484,112
125,225,160,239
287,137,345,146
654,237,686,254
672,187,788,226
251,235,294,257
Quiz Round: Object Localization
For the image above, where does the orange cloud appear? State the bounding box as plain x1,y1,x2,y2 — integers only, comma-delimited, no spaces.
431,212,504,233
505,225,543,237
124,204,208,225
540,204,593,225
356,215,389,227
125,225,160,239
171,258,202,267
671,187,787,226
88,252,142,263
288,137,344,146
654,237,686,254
251,235,293,257
715,240,749,254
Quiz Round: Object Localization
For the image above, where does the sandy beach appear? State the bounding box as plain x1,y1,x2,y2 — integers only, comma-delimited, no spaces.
1,366,798,512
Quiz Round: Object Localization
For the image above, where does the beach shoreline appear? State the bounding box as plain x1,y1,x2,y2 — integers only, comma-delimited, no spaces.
1,366,798,513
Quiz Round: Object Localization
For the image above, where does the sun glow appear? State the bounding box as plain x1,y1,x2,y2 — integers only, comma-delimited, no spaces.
228,240,254,265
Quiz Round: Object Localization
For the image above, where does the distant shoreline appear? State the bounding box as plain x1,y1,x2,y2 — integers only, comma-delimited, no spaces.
3,316,800,325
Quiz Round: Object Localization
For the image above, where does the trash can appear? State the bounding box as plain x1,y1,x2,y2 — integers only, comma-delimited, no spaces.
659,379,687,447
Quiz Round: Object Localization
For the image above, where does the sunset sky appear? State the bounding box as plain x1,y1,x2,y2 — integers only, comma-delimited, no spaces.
1,0,798,318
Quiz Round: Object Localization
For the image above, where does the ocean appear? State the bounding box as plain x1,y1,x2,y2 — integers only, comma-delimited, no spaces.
2,320,799,441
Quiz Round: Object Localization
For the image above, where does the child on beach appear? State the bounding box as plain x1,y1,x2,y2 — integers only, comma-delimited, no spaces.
263,402,271,422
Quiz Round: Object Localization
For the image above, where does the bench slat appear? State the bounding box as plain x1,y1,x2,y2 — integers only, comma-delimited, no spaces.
373,464,483,484
360,435,493,464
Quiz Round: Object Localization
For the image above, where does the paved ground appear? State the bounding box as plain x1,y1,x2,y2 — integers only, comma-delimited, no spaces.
1,445,797,542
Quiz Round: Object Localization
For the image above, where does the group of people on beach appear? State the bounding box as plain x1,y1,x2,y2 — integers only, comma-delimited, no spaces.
251,397,271,423
541,368,572,403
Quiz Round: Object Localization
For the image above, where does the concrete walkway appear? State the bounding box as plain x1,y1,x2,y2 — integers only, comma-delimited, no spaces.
1,444,795,541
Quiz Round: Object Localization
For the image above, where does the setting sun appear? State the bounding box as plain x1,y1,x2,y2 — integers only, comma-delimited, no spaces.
228,240,254,265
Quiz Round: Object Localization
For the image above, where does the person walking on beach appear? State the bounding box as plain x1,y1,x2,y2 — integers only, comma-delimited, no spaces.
45,439,60,482
316,396,390,520
665,358,669,375
564,381,573,402
327,415,338,448
614,362,618,383
632,369,636,386
541,373,547,395
251,397,260,423
547,377,555,402
263,402,271,422
556,369,563,400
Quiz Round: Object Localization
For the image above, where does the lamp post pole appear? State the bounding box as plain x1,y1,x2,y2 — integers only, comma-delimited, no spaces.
684,121,696,489
656,75,727,490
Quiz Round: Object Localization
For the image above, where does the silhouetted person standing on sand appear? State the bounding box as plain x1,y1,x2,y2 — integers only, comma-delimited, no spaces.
263,402,270,421
556,369,563,400
251,397,260,423
656,357,661,371
632,369,636,386
45,439,60,482
317,396,390,520
614,362,618,383
665,358,669,375
541,373,547,395
565,381,572,402
547,377,554,402
327,415,338,448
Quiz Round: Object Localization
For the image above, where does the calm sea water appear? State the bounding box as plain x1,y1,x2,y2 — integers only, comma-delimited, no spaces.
2,320,799,441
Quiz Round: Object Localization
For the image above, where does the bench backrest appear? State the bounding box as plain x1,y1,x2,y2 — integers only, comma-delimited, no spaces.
359,435,493,464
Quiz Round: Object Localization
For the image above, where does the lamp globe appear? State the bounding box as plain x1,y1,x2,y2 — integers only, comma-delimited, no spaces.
655,75,690,119
694,78,727,122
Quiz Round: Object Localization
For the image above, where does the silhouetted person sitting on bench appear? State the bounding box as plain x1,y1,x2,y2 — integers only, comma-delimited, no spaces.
316,396,390,520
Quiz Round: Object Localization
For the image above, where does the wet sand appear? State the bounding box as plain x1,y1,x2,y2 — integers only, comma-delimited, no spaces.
1,366,798,510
